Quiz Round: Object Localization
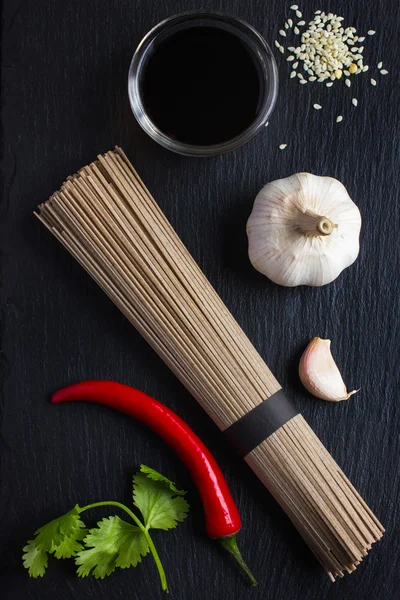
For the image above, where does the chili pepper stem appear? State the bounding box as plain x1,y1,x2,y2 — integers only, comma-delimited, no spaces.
218,535,257,586
79,501,168,593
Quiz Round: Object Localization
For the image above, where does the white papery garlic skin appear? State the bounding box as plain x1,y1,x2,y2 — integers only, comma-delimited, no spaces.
299,337,358,402
246,173,361,286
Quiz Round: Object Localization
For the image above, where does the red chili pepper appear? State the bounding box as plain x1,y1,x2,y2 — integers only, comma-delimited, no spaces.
52,380,257,585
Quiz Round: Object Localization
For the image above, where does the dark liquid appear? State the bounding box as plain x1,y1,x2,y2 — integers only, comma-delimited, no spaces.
141,27,262,146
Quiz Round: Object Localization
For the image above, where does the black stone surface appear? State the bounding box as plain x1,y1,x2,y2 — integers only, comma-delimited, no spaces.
1,2,399,599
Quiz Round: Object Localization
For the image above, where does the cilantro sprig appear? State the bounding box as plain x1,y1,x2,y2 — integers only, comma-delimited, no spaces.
23,465,189,592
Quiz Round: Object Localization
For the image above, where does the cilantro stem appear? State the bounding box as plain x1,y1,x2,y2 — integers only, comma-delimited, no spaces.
79,501,168,592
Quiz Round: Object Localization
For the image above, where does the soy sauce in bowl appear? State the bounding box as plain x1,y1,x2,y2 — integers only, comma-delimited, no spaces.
129,11,278,156
141,27,261,146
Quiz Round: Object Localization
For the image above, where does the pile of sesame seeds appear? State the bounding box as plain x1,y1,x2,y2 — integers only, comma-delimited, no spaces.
275,8,374,85
274,6,389,148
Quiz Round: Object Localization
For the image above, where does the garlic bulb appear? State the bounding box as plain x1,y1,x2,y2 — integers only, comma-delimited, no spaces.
246,173,361,286
299,337,358,402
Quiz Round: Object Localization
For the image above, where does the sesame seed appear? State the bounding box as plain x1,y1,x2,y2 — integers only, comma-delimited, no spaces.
287,55,295,61
315,10,321,14
344,70,350,77
367,30,376,35
313,103,322,110
352,98,358,106
309,76,317,81
293,61,299,69
288,19,293,27
380,69,388,75
377,61,383,69
290,5,299,10
362,65,369,72
298,20,306,26
294,26,300,35
345,79,351,87
336,115,343,123
279,45,285,54
285,22,289,29
279,29,286,37
348,63,358,74
279,144,288,150
300,79,307,84
370,78,377,86
296,10,302,18
274,40,280,48
358,36,365,42
326,81,333,87
290,71,297,78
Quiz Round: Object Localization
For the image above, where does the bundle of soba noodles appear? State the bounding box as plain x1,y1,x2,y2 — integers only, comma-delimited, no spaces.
35,148,384,580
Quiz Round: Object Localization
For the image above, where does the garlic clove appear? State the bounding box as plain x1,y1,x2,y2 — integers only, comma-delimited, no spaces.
299,337,358,402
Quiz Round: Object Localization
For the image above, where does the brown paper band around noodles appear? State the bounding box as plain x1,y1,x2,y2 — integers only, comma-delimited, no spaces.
224,390,298,457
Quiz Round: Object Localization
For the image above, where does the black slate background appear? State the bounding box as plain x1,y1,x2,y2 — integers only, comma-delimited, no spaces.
1,1,400,599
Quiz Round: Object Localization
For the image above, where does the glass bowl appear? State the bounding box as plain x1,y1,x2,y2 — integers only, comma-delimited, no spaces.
128,10,278,157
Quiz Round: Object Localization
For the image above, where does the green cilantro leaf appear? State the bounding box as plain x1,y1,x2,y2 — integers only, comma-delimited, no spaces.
22,505,87,577
76,516,149,579
139,464,186,495
22,540,48,577
35,505,86,552
133,467,190,531
51,523,88,559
